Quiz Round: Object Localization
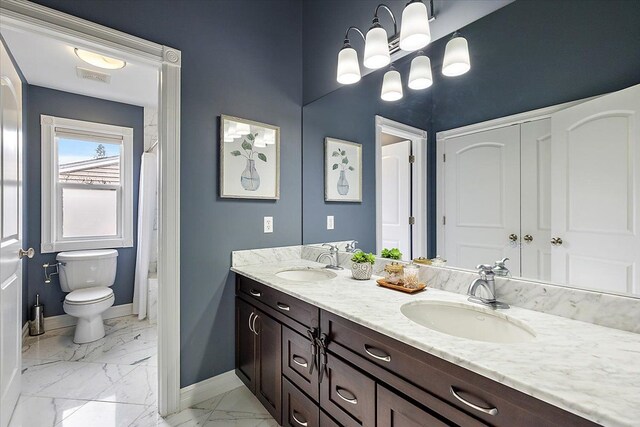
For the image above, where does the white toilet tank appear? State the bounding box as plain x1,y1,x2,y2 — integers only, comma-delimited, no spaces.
57,249,118,292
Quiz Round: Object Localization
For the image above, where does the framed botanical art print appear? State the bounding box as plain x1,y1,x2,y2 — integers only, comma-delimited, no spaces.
325,137,362,202
220,115,280,199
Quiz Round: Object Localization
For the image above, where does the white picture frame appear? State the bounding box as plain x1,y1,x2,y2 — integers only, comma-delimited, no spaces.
220,115,280,199
325,137,362,202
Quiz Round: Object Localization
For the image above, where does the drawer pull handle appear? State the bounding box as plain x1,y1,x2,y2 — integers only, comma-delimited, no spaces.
249,289,262,297
336,387,358,405
248,312,255,334
292,411,308,426
364,344,391,362
276,302,290,311
450,386,498,416
251,314,259,336
292,355,308,368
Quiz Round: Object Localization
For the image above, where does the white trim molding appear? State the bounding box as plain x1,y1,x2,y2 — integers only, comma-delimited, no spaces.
375,116,428,259
42,303,133,331
180,371,243,410
1,0,182,416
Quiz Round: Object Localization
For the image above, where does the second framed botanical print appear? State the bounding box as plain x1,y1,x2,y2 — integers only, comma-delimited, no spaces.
325,137,362,202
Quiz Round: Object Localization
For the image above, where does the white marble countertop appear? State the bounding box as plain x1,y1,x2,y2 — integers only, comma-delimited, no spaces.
232,259,640,427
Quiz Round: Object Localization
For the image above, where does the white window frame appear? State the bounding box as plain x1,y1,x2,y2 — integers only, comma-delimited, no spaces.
41,114,134,253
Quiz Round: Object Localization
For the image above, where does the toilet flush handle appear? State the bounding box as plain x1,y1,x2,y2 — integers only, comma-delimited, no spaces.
43,262,61,284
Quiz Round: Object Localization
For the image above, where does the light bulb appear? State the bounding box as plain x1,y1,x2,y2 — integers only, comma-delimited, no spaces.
75,48,126,69
399,1,431,51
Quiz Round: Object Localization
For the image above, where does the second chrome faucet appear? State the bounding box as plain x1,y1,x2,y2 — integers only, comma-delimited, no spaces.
467,258,511,309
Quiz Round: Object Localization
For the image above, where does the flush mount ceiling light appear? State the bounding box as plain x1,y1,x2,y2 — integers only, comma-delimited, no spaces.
442,31,471,76
74,48,126,70
336,1,471,101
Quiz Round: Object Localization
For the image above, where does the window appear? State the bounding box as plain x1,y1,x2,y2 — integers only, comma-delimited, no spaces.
41,115,133,252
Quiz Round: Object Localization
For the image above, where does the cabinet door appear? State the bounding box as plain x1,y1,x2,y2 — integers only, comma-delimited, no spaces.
282,325,319,402
377,385,451,427
283,377,320,427
255,309,282,424
236,297,256,392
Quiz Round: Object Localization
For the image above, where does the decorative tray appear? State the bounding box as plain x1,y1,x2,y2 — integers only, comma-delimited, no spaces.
376,279,426,294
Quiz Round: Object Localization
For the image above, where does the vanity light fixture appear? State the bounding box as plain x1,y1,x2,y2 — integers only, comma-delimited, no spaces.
442,31,471,76
399,0,432,52
363,5,395,69
408,53,432,90
74,48,126,70
381,66,403,101
337,26,365,84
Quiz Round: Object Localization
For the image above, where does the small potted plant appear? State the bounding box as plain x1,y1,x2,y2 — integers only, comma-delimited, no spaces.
381,248,402,260
350,252,376,280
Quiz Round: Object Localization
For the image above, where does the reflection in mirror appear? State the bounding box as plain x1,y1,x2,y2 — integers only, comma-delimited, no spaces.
301,0,640,297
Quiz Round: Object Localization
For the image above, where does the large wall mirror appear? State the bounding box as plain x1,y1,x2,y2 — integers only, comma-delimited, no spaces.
301,0,640,297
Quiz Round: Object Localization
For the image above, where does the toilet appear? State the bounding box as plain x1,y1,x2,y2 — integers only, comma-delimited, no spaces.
57,249,118,344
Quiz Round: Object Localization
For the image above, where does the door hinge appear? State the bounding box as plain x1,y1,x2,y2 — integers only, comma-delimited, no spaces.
442,216,446,225
443,153,446,162
409,216,415,225
409,154,415,164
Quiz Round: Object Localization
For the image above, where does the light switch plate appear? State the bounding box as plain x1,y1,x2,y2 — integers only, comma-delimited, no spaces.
327,215,334,230
264,216,273,233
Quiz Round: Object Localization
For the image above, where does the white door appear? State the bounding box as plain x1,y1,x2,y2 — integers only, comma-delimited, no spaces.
551,84,640,294
520,118,552,281
0,39,24,427
442,125,521,273
381,140,411,258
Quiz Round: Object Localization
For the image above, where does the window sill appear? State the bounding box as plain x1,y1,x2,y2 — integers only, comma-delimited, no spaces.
41,238,133,254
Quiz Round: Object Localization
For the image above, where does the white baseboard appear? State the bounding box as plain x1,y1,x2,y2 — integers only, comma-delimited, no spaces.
44,303,134,331
179,370,243,410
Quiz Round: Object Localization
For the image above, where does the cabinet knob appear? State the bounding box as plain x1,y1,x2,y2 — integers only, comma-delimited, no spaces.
508,234,518,242
551,237,563,246
523,234,533,243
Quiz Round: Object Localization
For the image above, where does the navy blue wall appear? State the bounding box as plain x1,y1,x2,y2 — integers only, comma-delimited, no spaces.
302,0,640,257
31,0,303,387
25,85,143,318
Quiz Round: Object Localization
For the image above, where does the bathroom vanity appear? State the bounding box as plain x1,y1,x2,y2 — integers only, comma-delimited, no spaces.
232,253,640,427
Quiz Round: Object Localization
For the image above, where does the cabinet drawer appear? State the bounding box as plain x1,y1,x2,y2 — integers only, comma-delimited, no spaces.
283,377,320,427
377,385,451,427
320,354,375,427
237,275,319,328
283,326,319,402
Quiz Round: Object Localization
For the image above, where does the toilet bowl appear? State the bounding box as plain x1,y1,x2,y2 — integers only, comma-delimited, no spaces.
57,249,118,344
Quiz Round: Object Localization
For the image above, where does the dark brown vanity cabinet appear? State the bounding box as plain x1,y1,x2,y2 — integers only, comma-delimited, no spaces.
236,274,599,427
235,297,282,424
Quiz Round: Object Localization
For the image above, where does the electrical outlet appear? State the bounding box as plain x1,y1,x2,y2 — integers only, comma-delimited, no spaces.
327,215,334,230
264,216,273,233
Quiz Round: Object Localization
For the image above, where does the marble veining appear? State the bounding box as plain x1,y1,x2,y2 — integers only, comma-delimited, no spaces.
232,259,640,427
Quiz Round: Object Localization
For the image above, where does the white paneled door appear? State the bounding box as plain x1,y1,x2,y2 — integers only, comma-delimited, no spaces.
0,39,24,427
381,140,412,258
551,84,640,294
443,125,521,274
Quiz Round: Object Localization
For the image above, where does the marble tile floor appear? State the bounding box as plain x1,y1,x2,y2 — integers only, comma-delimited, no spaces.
12,315,277,426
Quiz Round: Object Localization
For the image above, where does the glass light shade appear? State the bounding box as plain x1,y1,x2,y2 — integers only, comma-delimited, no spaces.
408,55,432,90
399,2,431,51
237,123,251,135
380,70,403,101
75,48,126,69
336,47,361,84
442,35,471,76
363,26,390,69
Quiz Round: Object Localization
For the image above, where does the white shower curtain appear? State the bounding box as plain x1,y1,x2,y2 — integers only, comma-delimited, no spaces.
133,152,157,320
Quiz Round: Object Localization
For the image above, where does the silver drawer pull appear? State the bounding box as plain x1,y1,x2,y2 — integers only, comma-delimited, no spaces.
450,386,498,416
292,411,308,426
249,289,262,297
248,312,255,333
276,302,290,311
364,344,391,362
336,387,358,405
252,314,259,336
292,355,308,368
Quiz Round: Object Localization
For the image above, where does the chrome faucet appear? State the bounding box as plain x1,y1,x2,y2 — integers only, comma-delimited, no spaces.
467,259,510,309
316,243,343,270
345,240,359,253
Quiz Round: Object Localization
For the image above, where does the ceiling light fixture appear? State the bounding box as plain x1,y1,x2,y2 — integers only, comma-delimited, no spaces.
74,48,126,70
335,2,471,100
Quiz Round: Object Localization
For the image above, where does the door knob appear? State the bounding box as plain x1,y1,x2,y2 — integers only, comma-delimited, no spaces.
508,234,518,242
18,248,35,259
523,234,533,243
550,237,563,246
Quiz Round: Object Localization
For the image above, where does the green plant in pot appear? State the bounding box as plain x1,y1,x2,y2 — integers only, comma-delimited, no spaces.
351,252,376,280
381,248,402,260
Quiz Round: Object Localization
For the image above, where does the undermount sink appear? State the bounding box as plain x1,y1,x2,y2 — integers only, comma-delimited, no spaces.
276,268,337,282
400,301,536,344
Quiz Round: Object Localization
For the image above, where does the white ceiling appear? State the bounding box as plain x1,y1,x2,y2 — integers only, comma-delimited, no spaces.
1,27,158,107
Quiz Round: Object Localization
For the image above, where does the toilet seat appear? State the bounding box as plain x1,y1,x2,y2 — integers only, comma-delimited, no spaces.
65,287,114,305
